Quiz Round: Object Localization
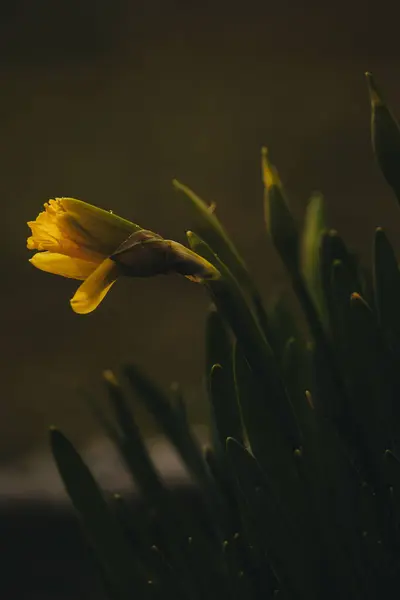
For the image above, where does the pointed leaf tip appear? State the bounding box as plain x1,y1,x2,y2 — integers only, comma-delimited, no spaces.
262,150,299,271
226,436,241,450
211,362,223,373
365,71,382,106
261,146,281,189
103,369,118,385
367,73,400,205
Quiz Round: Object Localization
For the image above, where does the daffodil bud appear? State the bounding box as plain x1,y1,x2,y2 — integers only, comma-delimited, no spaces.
366,72,400,204
111,229,220,282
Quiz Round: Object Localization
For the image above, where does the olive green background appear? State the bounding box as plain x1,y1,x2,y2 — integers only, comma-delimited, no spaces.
1,0,400,462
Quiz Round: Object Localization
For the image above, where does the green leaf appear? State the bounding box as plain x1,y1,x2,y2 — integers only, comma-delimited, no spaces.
145,544,186,600
373,227,400,344
320,229,362,331
226,438,321,600
122,363,212,494
329,258,358,349
372,229,400,455
169,381,189,429
204,446,243,538
281,337,313,436
233,341,299,489
267,292,304,362
173,179,254,291
261,147,299,273
173,178,271,338
84,391,121,445
188,231,302,450
210,364,244,451
307,231,364,425
111,493,165,588
206,307,234,375
103,370,166,502
50,428,148,600
206,309,244,448
383,451,400,554
233,341,337,572
260,159,349,434
300,191,327,325
292,446,369,599
336,291,394,489
102,374,215,597
348,293,393,449
366,72,400,205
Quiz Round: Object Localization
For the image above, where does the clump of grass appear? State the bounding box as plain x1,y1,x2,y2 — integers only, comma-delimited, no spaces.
50,72,400,599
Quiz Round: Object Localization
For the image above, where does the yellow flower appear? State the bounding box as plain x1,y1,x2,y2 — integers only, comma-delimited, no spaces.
27,197,220,314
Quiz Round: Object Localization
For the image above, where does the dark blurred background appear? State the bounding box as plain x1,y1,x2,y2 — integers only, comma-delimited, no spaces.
1,0,400,465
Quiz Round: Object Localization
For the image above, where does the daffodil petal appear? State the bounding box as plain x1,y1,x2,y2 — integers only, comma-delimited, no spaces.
29,252,100,280
60,198,142,255
70,258,120,314
27,198,142,261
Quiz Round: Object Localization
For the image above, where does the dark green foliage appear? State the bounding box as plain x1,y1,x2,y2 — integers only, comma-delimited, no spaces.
367,72,400,204
50,428,150,600
262,147,300,274
373,227,400,346
187,231,302,450
301,192,327,326
50,73,400,599
173,179,270,339
206,309,244,450
121,363,213,497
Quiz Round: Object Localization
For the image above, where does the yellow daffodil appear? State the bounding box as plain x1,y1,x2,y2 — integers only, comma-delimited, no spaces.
27,197,220,314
